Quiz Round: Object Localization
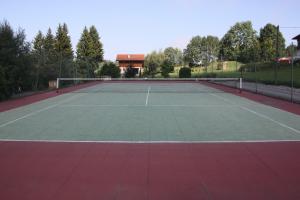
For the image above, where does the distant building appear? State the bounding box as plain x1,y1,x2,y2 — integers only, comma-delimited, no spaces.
292,34,300,61
116,54,144,76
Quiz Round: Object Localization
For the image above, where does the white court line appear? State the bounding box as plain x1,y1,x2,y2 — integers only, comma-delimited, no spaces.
145,86,151,106
0,94,83,128
58,104,239,108
0,139,300,143
210,93,300,135
240,106,300,134
150,104,238,107
60,104,145,107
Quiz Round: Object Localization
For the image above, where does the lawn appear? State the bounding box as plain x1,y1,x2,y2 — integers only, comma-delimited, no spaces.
162,61,300,88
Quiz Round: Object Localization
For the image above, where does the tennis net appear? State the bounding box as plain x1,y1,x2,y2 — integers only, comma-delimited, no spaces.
56,78,242,94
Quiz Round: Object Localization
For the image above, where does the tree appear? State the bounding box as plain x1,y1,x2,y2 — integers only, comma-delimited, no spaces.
89,26,104,63
76,26,104,78
199,36,220,70
0,20,33,100
286,44,297,57
99,62,120,78
144,51,165,77
259,24,285,61
183,36,203,66
55,23,74,78
43,28,57,80
220,21,260,63
161,60,173,78
76,27,94,77
164,47,183,67
32,30,45,89
184,35,219,67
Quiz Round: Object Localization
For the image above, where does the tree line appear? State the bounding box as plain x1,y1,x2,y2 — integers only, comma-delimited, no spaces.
0,20,103,100
0,20,297,100
144,21,296,77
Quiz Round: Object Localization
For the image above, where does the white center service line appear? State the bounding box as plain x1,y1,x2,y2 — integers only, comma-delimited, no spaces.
0,94,83,128
145,86,151,106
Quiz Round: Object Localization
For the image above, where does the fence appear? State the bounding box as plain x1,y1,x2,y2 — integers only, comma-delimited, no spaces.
239,59,300,103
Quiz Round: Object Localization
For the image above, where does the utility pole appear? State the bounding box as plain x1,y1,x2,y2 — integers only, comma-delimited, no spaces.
275,25,279,84
291,42,294,102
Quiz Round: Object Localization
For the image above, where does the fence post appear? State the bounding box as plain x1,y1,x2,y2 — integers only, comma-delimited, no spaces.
255,63,258,93
291,44,294,103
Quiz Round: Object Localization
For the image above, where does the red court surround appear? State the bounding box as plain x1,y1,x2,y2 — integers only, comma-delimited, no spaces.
0,141,299,200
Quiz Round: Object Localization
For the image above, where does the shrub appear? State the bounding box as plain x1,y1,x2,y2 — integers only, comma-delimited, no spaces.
124,66,136,78
161,60,174,78
179,67,191,78
193,72,217,78
99,62,120,78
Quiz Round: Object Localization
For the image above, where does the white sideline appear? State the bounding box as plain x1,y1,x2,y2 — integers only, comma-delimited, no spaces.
240,106,300,134
0,94,83,128
0,139,300,143
210,93,300,135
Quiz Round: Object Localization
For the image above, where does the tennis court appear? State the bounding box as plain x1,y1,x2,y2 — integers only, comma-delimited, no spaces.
0,79,300,199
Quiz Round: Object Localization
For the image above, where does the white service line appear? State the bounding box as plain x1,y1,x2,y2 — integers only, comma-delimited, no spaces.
59,104,145,107
150,104,238,107
58,104,239,108
0,94,83,128
145,86,151,106
210,93,300,135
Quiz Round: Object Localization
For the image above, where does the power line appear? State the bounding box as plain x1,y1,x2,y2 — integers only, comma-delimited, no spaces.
280,26,300,29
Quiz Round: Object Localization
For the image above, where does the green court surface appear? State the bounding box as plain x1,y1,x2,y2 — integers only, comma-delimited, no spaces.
0,82,300,142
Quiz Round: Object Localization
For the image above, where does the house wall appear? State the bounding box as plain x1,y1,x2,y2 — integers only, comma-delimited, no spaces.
118,61,144,68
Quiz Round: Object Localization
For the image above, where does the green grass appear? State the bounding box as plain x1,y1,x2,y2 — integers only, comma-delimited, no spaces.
163,61,300,88
215,66,300,88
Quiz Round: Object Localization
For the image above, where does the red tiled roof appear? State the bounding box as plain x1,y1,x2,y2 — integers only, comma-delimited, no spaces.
116,54,144,61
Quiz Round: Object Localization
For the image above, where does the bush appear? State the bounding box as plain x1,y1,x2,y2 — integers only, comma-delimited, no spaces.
193,72,217,78
161,60,174,78
99,62,120,78
179,67,191,78
124,66,136,78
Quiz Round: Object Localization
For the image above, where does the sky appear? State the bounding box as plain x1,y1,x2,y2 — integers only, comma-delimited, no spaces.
1,0,300,60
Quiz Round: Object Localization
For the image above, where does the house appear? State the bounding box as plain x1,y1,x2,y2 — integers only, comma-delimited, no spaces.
116,54,144,76
292,34,300,61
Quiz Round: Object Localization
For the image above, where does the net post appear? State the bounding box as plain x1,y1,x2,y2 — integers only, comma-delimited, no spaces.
56,78,60,92
239,78,243,93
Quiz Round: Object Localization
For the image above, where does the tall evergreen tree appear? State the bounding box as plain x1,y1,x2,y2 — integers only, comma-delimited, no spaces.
44,28,55,56
89,25,104,63
0,20,33,99
77,27,93,59
76,27,94,77
32,30,45,89
43,28,57,80
54,23,73,78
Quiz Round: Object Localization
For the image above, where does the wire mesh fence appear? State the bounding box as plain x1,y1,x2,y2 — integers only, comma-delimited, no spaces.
239,60,300,103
